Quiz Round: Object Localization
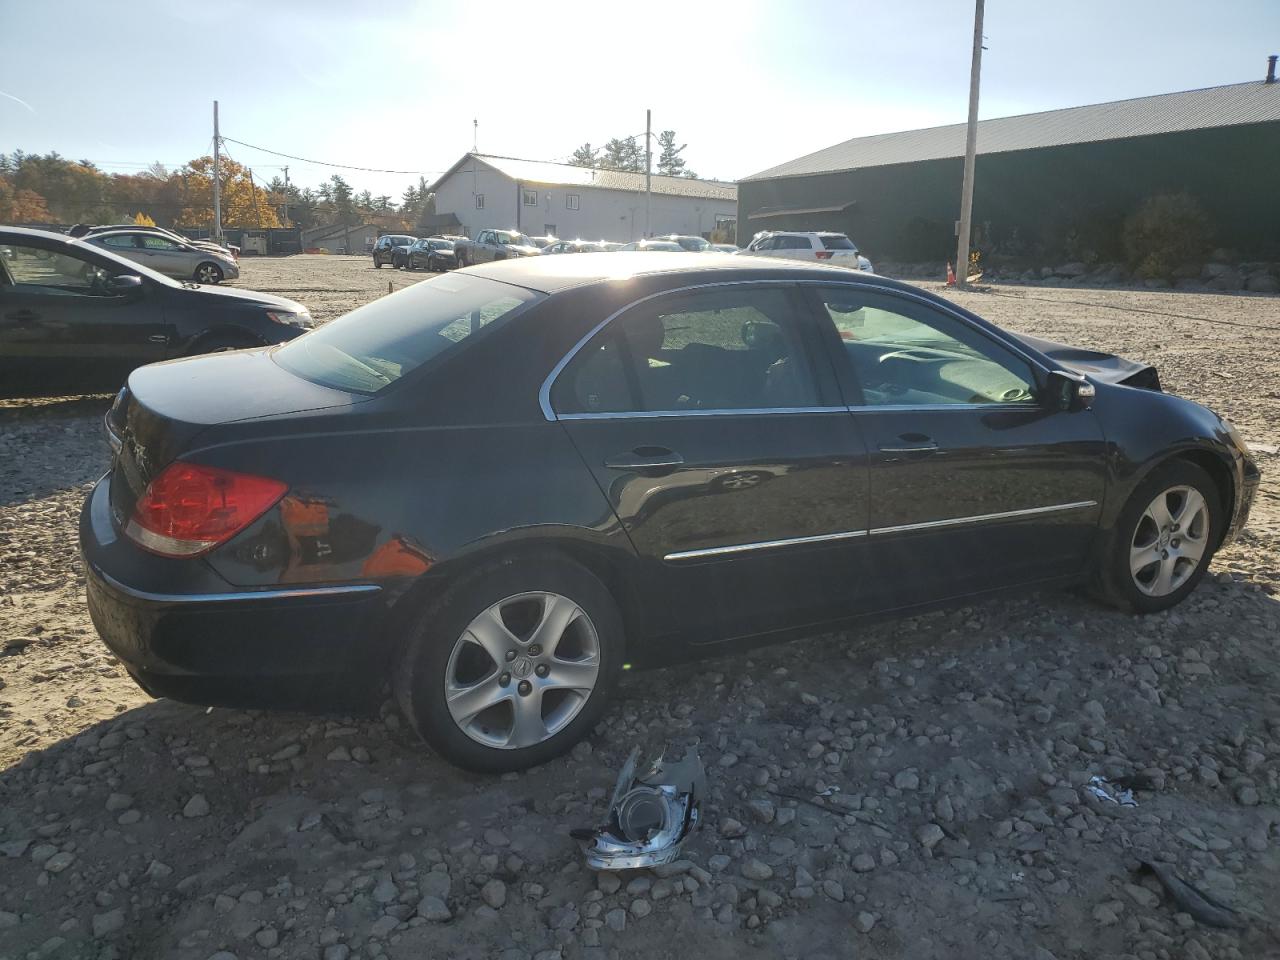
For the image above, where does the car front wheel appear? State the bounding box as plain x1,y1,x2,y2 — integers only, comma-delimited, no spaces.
394,555,623,772
194,262,224,284
1099,460,1221,613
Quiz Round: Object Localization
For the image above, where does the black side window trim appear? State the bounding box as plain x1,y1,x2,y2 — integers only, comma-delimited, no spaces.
545,282,843,419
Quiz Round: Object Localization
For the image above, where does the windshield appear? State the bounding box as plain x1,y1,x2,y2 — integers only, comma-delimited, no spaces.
675,236,711,251
428,240,453,249
497,232,534,246
272,273,541,394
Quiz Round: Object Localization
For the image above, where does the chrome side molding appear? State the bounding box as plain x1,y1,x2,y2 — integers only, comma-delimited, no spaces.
663,500,1098,562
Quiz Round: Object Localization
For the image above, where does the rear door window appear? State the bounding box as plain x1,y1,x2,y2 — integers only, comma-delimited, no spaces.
552,286,821,414
273,274,542,394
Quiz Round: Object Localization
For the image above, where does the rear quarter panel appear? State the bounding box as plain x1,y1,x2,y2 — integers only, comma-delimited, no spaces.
196,418,631,589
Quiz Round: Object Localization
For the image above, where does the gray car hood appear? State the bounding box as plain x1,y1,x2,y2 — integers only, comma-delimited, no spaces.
1011,332,1160,388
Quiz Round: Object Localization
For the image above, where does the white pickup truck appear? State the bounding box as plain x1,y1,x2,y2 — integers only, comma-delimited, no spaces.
454,229,542,268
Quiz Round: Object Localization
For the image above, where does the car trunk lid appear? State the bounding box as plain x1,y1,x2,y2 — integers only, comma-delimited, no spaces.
107,348,366,527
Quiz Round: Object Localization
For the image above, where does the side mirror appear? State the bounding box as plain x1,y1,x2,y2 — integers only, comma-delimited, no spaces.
104,274,144,297
1046,369,1095,412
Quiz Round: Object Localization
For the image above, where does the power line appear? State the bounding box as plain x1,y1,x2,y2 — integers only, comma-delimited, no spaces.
220,136,445,176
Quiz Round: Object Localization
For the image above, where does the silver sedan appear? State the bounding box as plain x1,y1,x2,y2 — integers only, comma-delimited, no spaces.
84,229,240,284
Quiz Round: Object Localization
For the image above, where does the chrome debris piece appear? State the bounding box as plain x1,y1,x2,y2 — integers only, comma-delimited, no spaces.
571,745,706,870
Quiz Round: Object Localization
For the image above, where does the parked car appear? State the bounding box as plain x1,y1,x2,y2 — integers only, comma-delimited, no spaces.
528,236,558,250
454,229,541,267
372,235,416,269
80,253,1258,772
617,239,684,251
78,224,240,261
655,234,713,252
712,243,740,254
596,241,623,252
406,238,457,272
0,226,312,397
83,228,240,284
744,230,873,272
543,240,606,254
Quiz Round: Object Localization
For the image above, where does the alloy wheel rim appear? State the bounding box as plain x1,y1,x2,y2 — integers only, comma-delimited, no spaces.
444,591,600,749
1130,484,1209,597
197,265,218,283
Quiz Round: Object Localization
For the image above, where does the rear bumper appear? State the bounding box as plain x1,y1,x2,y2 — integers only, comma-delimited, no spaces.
80,474,389,712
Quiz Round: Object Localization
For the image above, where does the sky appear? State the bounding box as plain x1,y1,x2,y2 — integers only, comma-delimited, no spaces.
2,0,1277,200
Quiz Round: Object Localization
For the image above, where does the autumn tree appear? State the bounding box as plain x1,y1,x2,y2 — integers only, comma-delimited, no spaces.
0,178,55,222
175,156,282,229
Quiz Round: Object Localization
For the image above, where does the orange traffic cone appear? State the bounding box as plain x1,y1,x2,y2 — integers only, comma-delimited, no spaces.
945,261,956,286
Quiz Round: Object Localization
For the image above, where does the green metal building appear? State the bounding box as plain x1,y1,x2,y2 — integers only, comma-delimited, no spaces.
738,73,1280,262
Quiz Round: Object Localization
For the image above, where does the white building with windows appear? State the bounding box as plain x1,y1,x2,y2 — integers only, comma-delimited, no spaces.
427,153,736,242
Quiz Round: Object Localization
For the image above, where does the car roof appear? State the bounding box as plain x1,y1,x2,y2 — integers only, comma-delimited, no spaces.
465,251,891,294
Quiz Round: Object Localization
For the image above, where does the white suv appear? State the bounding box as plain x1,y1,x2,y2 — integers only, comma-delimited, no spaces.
743,231,873,272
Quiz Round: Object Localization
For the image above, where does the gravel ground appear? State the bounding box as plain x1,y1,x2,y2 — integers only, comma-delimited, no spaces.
1,255,1277,960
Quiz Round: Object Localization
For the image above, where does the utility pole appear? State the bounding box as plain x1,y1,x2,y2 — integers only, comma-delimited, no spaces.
644,109,652,238
212,100,223,242
281,165,289,226
954,0,984,289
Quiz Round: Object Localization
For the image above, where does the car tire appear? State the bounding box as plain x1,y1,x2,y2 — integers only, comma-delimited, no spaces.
193,262,224,284
394,554,624,773
1096,459,1222,614
375,257,384,268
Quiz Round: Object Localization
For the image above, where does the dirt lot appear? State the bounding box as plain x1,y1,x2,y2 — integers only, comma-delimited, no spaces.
1,255,1278,960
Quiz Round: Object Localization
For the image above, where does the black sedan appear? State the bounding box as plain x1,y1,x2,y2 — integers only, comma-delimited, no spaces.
1,227,314,398
80,255,1259,772
405,238,457,272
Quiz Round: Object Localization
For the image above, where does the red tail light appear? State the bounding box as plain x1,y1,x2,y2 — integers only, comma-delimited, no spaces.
125,462,288,557
814,250,833,260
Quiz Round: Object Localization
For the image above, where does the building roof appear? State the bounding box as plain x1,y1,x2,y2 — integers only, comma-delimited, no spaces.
429,153,736,202
744,80,1280,182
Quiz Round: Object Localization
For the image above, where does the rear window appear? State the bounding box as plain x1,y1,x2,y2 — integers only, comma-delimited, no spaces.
820,235,856,251
272,274,541,394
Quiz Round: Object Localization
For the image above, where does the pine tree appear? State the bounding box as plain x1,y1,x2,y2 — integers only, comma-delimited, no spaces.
602,137,644,173
569,143,599,167
656,130,696,178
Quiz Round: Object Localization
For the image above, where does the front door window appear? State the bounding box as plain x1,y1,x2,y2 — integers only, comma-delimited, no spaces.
818,292,1037,406
1,244,110,295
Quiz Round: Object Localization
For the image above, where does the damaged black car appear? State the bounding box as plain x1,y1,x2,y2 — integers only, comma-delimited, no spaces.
80,254,1260,771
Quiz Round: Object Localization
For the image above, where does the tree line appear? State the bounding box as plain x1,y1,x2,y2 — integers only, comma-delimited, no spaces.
0,151,427,233
568,130,698,178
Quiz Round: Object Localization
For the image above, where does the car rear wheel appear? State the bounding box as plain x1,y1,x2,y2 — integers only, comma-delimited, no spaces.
194,262,224,284
394,555,623,772
1098,460,1221,613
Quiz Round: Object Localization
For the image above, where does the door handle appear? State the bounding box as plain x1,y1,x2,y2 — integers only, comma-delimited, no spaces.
603,447,685,471
147,334,168,343
879,433,938,455
4,310,39,323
